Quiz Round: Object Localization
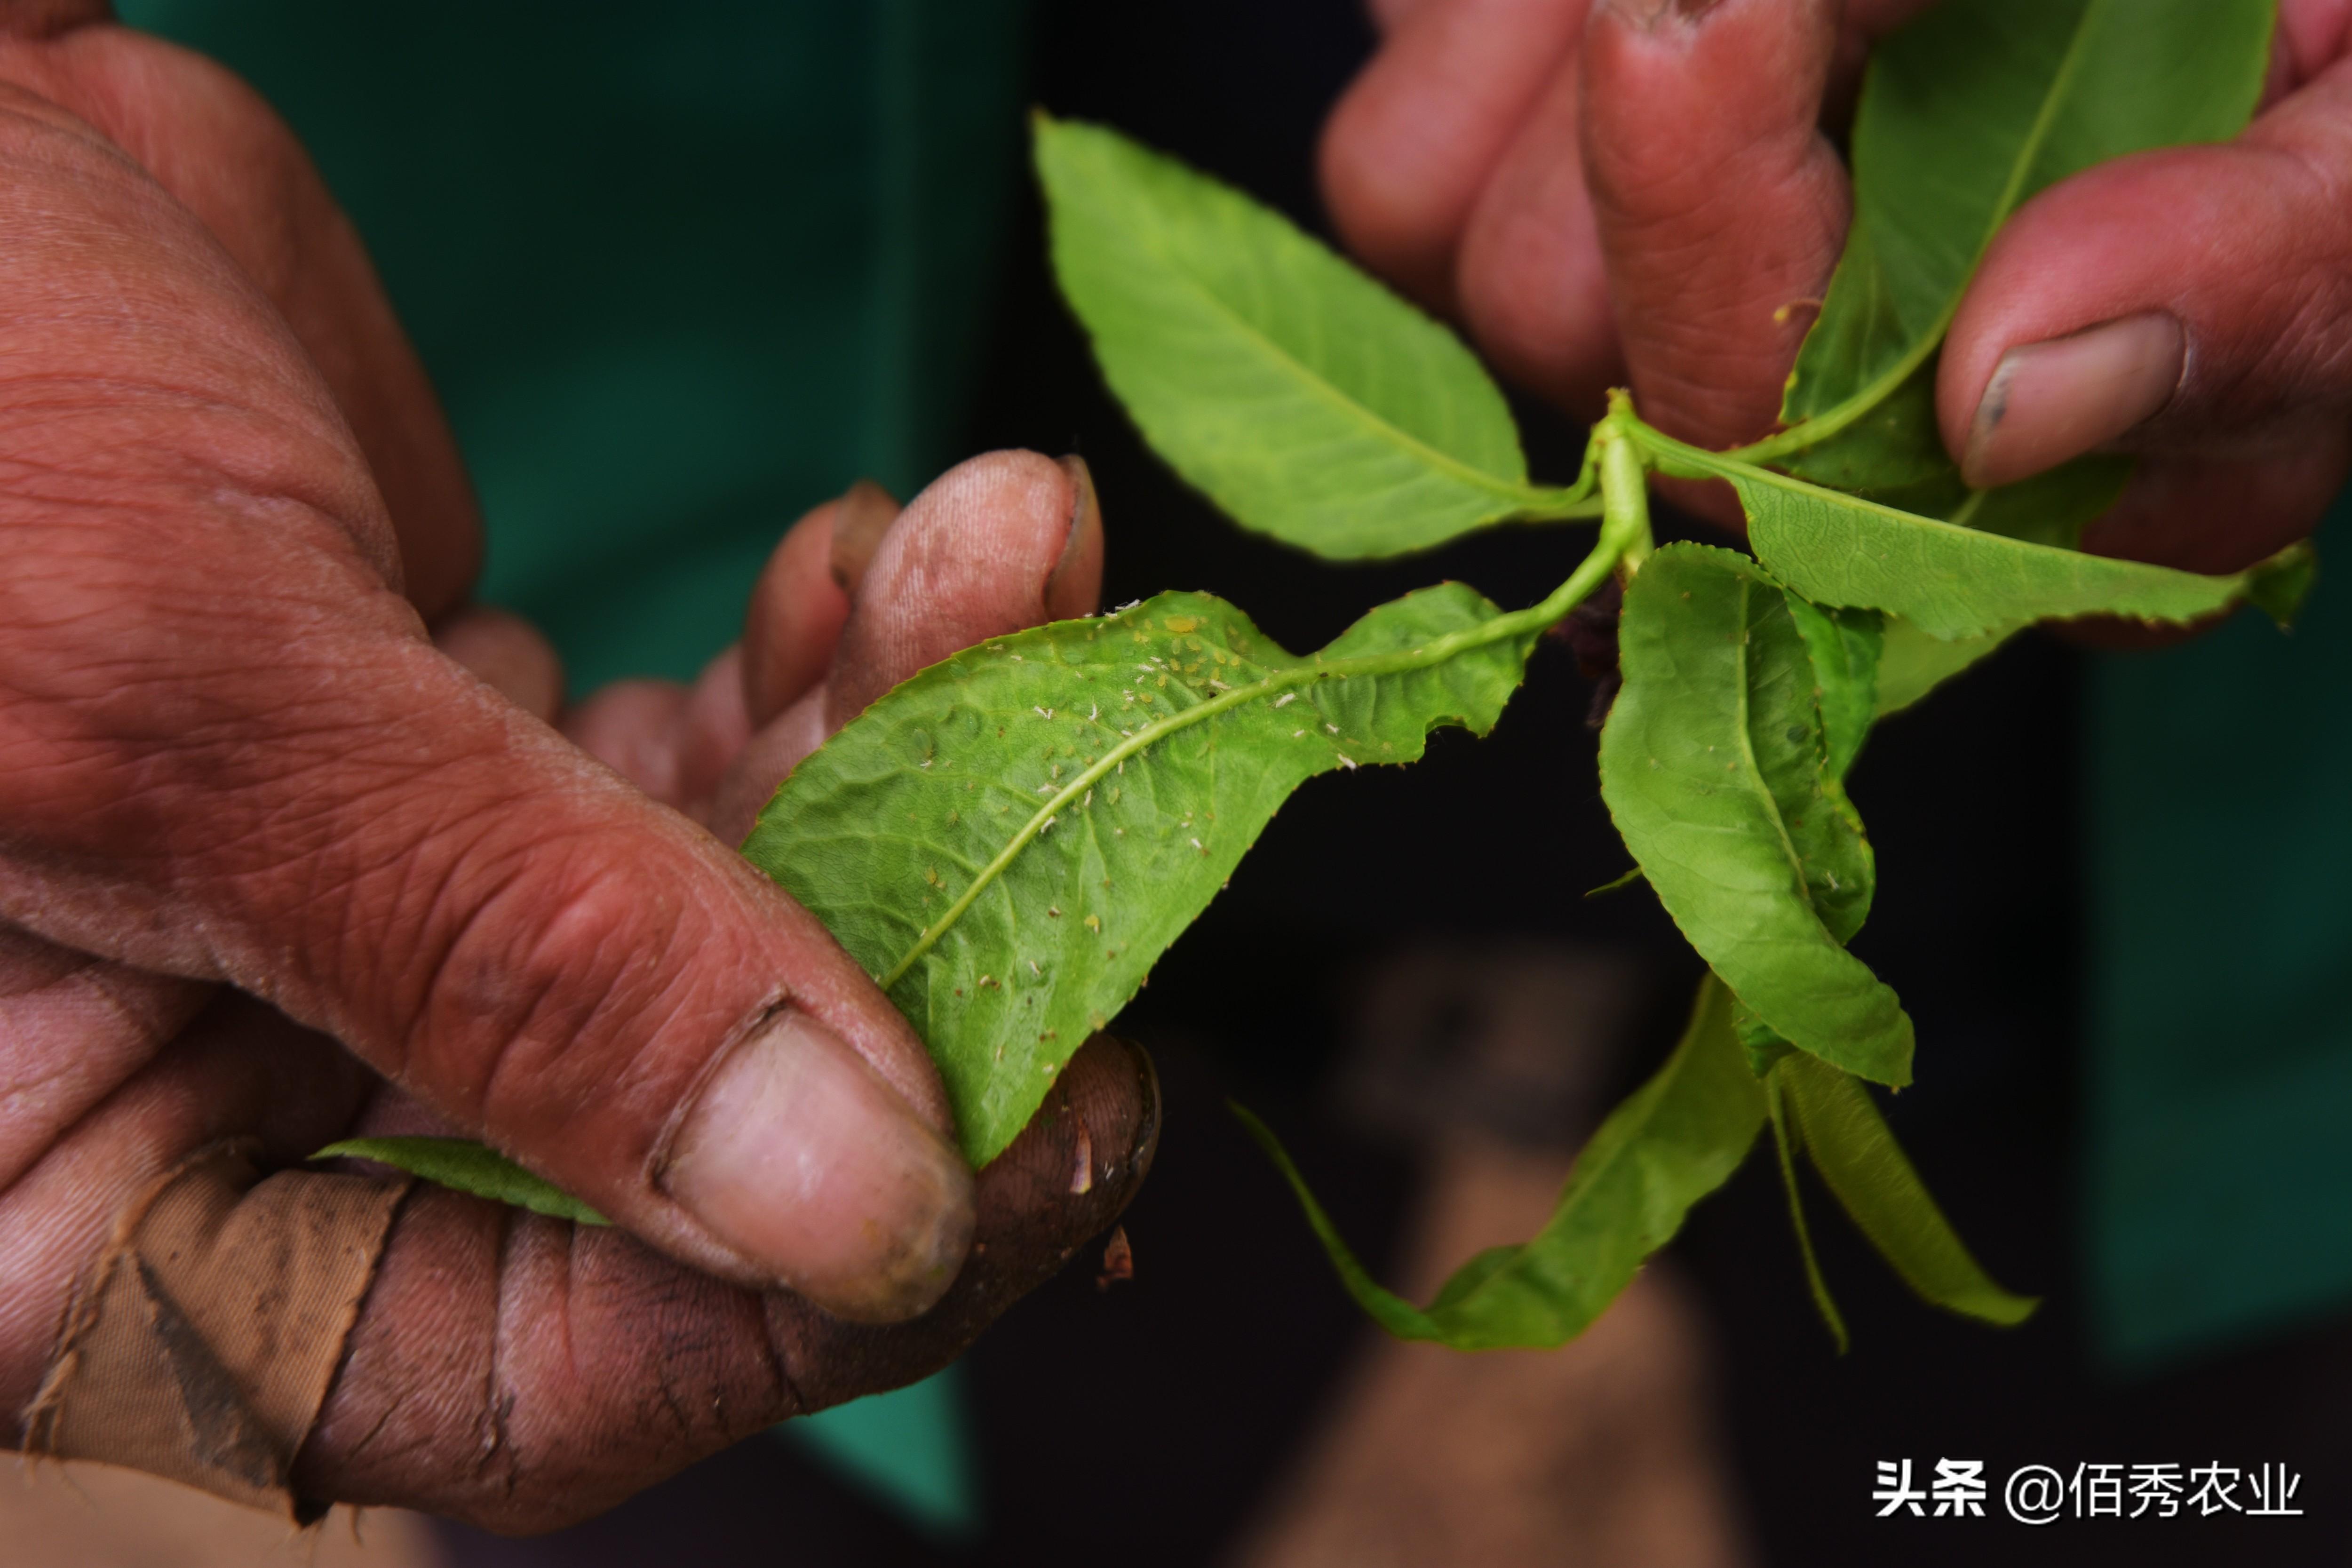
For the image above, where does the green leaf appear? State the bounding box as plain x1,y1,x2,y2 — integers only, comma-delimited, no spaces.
311,1138,608,1226
1778,1053,2038,1327
1772,0,2273,478
1950,455,2132,548
1034,115,1580,560
1766,1073,1849,1352
1238,972,1765,1349
2246,545,2320,627
745,587,1539,1166
1874,618,2017,716
1600,544,1911,1085
1658,446,2304,642
1782,595,1881,781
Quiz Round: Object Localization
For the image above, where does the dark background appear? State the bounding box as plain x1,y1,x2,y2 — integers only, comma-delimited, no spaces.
444,3,2352,1564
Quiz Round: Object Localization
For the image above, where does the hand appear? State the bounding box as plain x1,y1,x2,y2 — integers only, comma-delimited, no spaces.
1324,0,2352,573
0,7,1148,1529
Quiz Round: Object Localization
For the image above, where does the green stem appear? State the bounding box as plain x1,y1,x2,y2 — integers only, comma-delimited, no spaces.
1597,398,1655,572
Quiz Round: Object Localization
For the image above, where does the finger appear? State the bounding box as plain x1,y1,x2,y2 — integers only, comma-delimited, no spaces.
24,25,484,618
432,605,564,725
740,487,876,730
564,651,751,820
294,1033,1157,1530
1453,40,1621,415
703,453,1105,846
0,993,374,1421
826,451,1104,727
1581,0,1850,447
0,924,210,1194
1940,61,2352,529
1321,0,1591,310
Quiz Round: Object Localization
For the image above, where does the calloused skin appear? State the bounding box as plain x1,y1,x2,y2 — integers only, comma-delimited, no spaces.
1325,0,2352,574
0,2,1146,1531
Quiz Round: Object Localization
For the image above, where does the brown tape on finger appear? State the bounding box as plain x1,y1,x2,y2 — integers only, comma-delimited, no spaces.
24,1139,410,1522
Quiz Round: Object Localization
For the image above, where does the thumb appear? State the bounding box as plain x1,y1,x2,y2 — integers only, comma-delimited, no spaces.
0,56,969,1324
1939,64,2352,526
17,585,970,1326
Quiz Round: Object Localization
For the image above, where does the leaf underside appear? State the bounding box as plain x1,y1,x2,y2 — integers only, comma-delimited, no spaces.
1676,454,2307,642
744,587,1535,1166
1243,973,1765,1349
1601,545,1912,1086
1034,114,1543,559
1777,1054,2039,1327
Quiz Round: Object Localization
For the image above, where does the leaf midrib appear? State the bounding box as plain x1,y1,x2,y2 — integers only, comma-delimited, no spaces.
1645,431,2249,596
1726,575,1821,928
1086,167,1572,514
877,555,1620,990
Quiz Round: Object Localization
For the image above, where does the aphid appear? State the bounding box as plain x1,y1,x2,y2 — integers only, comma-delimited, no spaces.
1084,914,1102,932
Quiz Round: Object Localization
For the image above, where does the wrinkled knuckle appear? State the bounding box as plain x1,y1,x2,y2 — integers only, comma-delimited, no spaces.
413,829,695,1120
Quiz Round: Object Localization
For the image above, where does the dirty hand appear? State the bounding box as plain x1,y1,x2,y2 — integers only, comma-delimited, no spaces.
1324,0,2352,571
0,5,1149,1530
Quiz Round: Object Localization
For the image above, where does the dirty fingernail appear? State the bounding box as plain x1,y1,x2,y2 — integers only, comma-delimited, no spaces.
1599,0,1721,27
1962,312,2183,490
663,1007,973,1322
828,479,903,597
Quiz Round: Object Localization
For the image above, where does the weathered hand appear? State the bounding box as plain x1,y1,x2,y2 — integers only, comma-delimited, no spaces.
1325,0,2352,572
0,6,1148,1530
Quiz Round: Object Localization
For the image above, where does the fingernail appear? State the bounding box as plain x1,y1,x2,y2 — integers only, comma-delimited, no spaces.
663,1008,973,1322
827,479,902,597
1046,454,1098,604
1599,0,1720,27
1962,312,2184,490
